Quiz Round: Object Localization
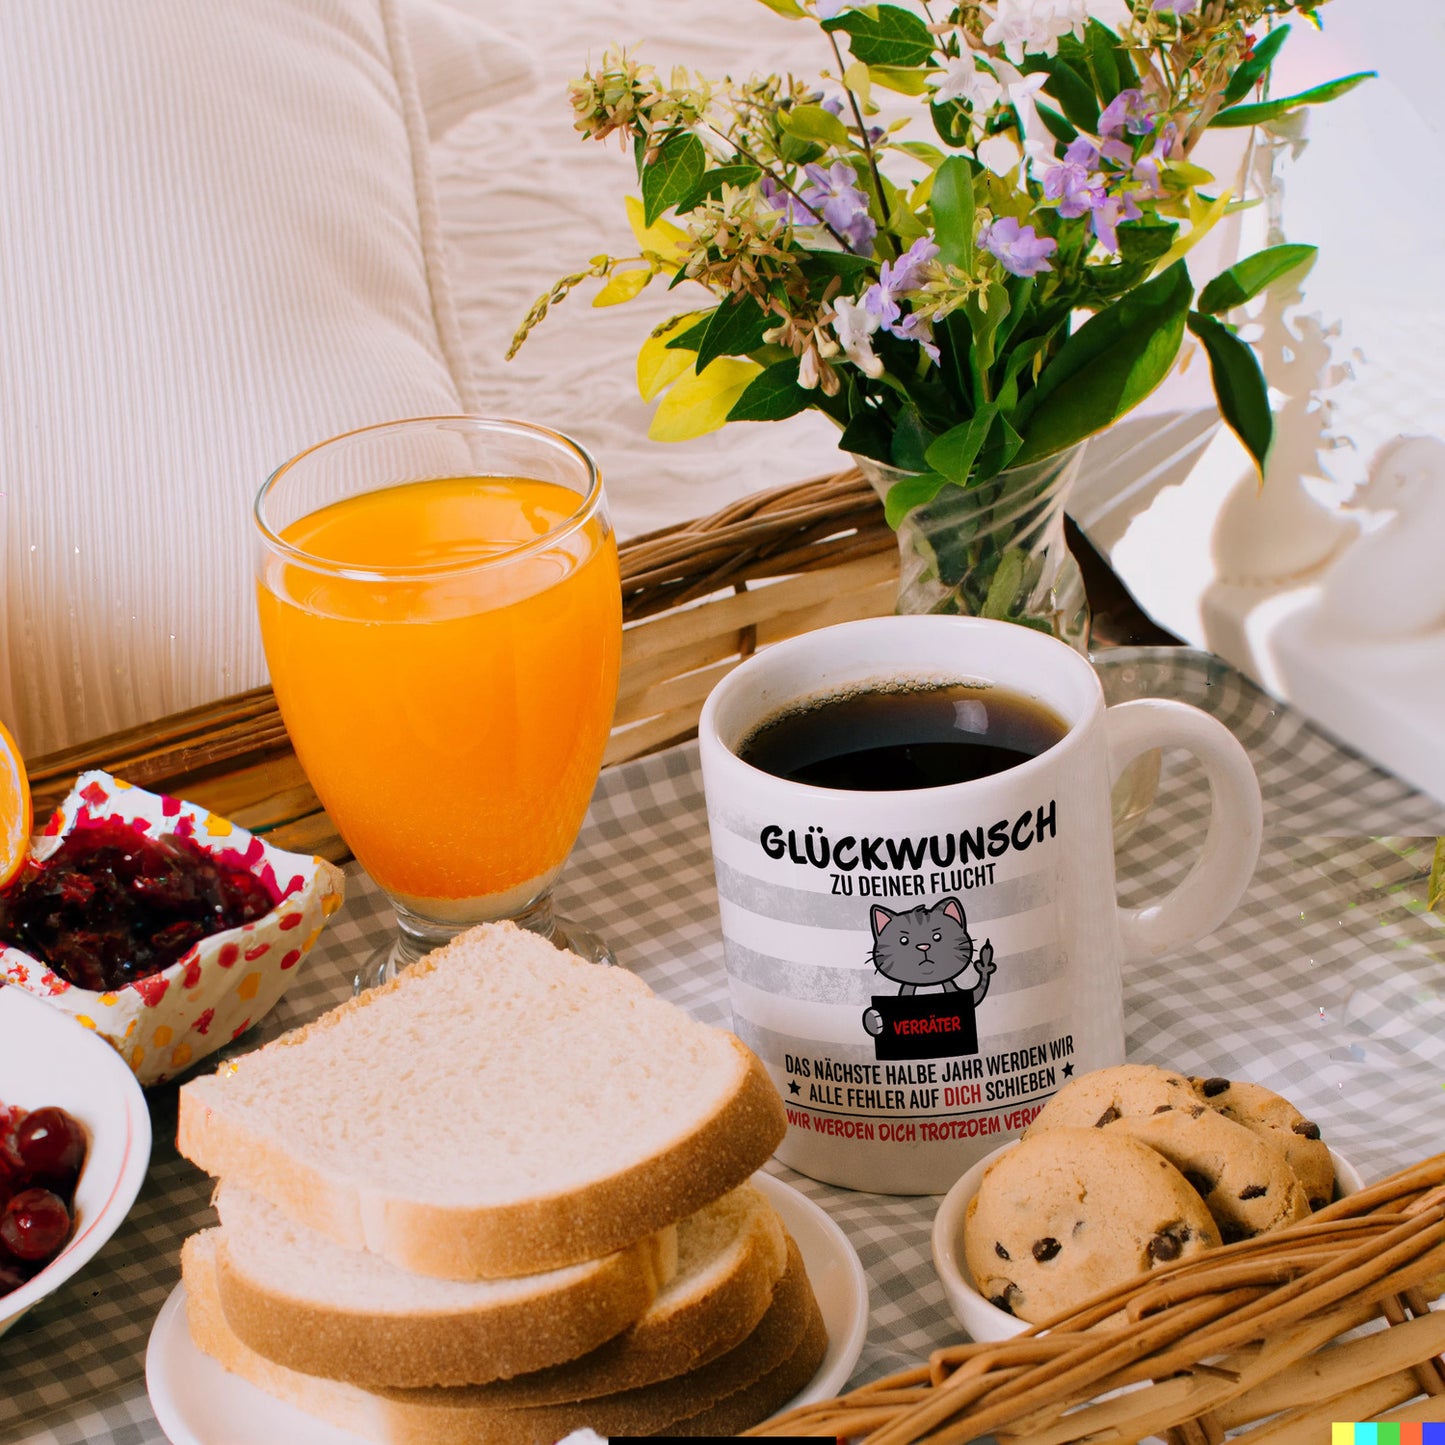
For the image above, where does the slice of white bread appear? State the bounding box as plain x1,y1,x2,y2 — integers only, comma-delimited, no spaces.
212,1180,786,1389
211,1186,676,1387
183,1231,827,1444
177,923,787,1279
461,1180,789,1404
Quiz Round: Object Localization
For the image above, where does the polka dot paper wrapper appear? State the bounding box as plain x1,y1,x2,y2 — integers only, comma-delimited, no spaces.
0,770,345,1085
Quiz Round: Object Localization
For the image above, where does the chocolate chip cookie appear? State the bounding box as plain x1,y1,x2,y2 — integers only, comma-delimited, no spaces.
962,1127,1221,1325
1024,1063,1204,1134
1109,1107,1312,1242
1193,1076,1334,1210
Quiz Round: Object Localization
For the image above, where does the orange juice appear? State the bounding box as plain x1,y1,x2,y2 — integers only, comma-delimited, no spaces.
256,477,621,908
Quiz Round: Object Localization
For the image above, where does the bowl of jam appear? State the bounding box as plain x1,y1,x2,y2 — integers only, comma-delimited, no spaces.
0,772,345,1084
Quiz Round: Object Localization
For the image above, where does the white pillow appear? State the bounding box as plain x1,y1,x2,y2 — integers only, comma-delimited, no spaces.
0,0,490,758
403,0,537,140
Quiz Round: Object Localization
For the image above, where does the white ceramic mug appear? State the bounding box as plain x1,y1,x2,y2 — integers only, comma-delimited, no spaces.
698,616,1263,1194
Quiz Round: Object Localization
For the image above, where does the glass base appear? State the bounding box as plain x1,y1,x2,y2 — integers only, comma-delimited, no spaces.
353,898,615,994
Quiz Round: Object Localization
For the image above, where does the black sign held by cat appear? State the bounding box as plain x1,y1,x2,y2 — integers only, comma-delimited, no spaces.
862,897,994,1061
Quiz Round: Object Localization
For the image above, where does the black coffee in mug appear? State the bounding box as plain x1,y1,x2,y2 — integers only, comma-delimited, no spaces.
737,680,1068,791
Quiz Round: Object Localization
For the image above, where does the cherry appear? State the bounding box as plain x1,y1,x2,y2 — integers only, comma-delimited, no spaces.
0,1187,72,1262
16,1108,86,1190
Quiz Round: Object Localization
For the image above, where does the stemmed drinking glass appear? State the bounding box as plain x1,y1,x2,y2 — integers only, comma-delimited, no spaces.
253,417,622,989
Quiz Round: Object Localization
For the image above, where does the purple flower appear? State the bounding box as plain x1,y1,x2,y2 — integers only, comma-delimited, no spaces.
1153,0,1198,13
1131,122,1178,197
979,216,1057,277
1042,156,1105,218
1063,135,1101,169
798,161,877,254
758,176,816,227
860,280,901,330
858,238,941,357
893,311,940,364
1099,88,1157,139
1091,191,1142,252
881,237,940,294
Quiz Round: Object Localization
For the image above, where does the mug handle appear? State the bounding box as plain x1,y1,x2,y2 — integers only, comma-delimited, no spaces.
1105,699,1263,965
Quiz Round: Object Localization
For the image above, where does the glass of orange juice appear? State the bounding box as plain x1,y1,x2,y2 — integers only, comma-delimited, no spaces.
254,417,622,988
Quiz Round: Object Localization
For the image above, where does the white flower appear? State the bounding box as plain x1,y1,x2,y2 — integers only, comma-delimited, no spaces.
931,55,1003,111
977,133,1024,176
829,296,884,378
981,0,1088,63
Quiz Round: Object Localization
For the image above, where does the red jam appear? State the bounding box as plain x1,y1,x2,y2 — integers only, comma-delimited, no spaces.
0,1102,87,1297
0,819,278,991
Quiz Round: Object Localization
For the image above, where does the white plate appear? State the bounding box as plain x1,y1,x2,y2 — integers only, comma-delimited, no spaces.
146,1171,869,1444
0,983,152,1335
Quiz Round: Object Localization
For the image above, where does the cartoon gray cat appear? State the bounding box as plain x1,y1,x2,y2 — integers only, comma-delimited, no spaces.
862,897,995,1036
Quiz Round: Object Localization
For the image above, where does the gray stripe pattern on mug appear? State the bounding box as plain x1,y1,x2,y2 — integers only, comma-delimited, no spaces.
714,855,1051,927
724,937,1065,1004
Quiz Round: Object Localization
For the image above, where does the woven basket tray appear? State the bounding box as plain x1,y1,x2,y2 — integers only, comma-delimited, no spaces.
24,466,898,859
754,1155,1445,1443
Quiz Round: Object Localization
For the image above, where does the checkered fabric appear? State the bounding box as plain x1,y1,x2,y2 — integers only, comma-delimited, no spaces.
4,648,1442,1444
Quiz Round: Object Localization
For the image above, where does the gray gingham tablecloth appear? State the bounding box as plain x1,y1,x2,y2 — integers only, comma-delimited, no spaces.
4,647,1444,1444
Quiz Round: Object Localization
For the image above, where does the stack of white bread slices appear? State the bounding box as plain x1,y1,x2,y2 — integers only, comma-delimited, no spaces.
174,923,825,1442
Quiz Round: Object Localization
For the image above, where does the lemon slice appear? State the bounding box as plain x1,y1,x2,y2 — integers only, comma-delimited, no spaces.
0,719,32,888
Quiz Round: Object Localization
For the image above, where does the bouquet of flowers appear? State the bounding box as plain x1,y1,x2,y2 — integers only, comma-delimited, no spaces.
512,0,1367,631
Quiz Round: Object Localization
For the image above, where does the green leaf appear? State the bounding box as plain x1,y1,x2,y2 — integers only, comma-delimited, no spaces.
1429,838,1445,916
883,470,950,528
929,156,976,271
665,311,714,351
641,131,707,226
1118,223,1179,266
822,5,936,68
695,294,771,372
839,406,894,465
965,277,1011,378
895,139,947,166
889,406,934,473
780,103,852,148
868,64,933,96
1021,55,1099,133
981,548,1028,620
1034,101,1077,148
930,101,972,148
1187,311,1273,473
973,410,1023,480
924,404,998,488
727,357,811,422
1221,24,1292,107
1211,72,1374,128
753,0,808,15
1083,21,1120,103
1197,243,1317,313
1013,260,1192,465
674,164,762,213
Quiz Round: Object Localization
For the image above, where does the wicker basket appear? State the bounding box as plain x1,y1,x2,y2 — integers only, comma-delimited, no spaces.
752,1156,1445,1442
24,466,898,859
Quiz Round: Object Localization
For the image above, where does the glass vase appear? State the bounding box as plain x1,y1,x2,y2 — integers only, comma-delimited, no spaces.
857,442,1090,653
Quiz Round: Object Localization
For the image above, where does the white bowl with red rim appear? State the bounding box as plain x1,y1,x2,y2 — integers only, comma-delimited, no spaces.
932,1136,1365,1342
0,982,152,1335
